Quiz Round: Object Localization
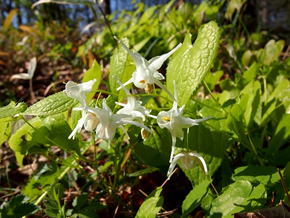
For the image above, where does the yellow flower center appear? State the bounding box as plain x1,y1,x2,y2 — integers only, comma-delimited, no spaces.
161,116,171,122
139,80,146,84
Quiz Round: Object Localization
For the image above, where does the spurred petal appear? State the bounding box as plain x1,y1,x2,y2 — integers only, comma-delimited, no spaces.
148,43,182,71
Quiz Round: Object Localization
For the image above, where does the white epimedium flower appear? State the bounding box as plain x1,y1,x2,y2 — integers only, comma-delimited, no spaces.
87,99,152,142
63,79,97,109
113,76,150,121
167,151,208,180
155,81,212,162
114,36,181,100
64,79,97,139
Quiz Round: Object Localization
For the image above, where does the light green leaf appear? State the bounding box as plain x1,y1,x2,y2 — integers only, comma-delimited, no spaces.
258,40,285,66
22,92,78,116
228,184,267,216
268,114,290,153
0,102,27,118
167,21,220,107
242,62,259,84
209,180,252,217
136,187,163,218
204,70,223,91
108,38,135,101
82,60,102,103
233,165,280,185
182,179,211,215
8,114,80,162
240,81,261,128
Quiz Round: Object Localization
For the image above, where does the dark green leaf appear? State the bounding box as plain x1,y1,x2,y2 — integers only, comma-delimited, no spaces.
0,194,40,217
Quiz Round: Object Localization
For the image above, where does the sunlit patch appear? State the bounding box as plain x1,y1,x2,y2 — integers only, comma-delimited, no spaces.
161,116,171,122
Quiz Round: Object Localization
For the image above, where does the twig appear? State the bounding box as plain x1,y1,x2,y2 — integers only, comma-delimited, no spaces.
278,168,290,203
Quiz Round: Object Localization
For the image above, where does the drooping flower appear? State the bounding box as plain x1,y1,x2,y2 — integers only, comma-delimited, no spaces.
114,36,181,100
167,151,208,180
63,79,97,109
113,75,150,121
87,99,152,142
63,79,97,139
154,81,212,162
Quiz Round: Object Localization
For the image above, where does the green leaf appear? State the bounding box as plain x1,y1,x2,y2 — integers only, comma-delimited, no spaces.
0,194,40,217
82,60,102,103
228,184,267,216
204,70,223,91
257,40,285,66
167,21,220,107
22,92,78,116
182,179,212,215
209,180,252,217
0,102,27,118
129,167,159,177
240,81,261,128
268,114,290,153
232,165,280,185
0,118,12,147
108,38,135,101
23,162,60,200
242,62,259,85
9,114,80,162
180,123,232,186
131,126,172,173
136,187,163,218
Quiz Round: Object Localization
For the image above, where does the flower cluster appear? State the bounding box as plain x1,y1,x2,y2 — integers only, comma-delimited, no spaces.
64,37,211,178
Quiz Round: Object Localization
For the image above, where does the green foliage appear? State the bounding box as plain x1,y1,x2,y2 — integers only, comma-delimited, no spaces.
22,92,78,116
167,21,221,106
0,102,27,119
108,37,135,100
82,60,102,103
0,194,40,217
182,179,212,215
136,187,163,218
1,0,290,217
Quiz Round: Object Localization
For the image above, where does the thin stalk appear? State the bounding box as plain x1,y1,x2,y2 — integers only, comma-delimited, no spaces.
278,168,290,204
203,81,228,115
247,133,264,166
34,142,92,206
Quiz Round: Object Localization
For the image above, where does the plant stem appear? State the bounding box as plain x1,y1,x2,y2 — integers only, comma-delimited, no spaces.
34,142,92,206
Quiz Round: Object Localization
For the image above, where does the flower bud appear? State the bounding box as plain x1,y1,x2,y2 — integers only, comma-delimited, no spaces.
141,128,151,141
84,113,100,132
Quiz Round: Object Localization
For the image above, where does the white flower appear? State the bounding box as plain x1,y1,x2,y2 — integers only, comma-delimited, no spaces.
113,75,150,121
167,151,208,180
156,81,212,162
88,99,152,142
63,79,97,139
114,36,181,100
63,79,97,109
